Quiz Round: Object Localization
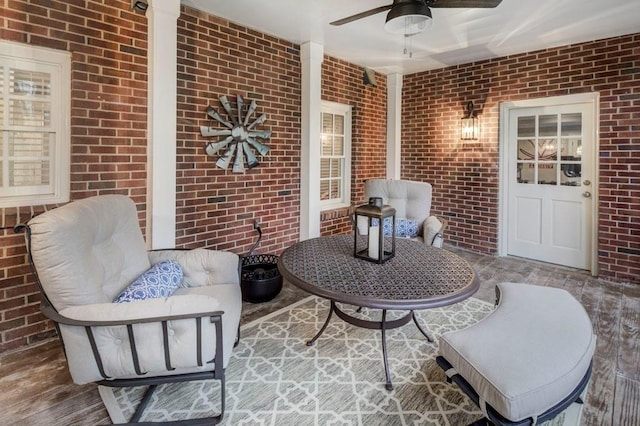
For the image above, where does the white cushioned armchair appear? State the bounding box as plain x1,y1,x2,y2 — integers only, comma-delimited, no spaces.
364,179,447,247
17,195,242,424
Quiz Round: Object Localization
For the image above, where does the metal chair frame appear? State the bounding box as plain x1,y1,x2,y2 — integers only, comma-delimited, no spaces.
436,356,591,426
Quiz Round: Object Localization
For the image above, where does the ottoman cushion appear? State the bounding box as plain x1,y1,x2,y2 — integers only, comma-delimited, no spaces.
439,282,596,422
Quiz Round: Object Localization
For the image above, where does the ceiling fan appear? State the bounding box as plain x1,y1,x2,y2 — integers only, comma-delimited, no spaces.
330,0,503,36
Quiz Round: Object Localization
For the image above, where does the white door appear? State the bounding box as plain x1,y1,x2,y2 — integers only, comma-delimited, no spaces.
505,101,595,270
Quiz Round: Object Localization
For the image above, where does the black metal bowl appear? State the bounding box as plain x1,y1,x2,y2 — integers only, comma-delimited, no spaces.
241,254,283,303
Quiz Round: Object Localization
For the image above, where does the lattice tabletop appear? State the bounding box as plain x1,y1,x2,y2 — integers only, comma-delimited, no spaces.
278,235,479,310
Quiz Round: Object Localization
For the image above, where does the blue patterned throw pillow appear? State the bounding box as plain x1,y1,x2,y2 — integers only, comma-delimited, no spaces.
114,260,184,303
396,219,408,237
371,217,419,238
398,218,419,238
370,217,394,237
382,217,393,237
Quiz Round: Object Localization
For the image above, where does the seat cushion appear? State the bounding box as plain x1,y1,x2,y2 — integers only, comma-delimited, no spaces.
59,282,242,384
439,282,596,422
174,284,242,367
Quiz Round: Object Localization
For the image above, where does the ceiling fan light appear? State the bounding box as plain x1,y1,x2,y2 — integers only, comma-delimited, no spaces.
384,3,432,35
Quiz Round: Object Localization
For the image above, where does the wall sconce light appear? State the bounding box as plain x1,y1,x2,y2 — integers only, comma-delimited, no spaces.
131,0,148,12
461,101,480,141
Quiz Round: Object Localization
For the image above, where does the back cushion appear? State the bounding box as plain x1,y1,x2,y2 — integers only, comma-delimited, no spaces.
28,195,151,311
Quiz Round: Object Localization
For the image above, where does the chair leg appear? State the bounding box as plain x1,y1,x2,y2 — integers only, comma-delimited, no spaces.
124,376,226,425
468,419,492,426
215,375,226,423
130,384,158,423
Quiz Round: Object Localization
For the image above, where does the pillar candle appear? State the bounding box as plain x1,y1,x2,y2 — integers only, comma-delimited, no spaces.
368,225,379,259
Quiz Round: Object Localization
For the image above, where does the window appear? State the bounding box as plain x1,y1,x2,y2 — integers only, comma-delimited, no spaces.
320,102,351,210
516,113,583,187
0,41,70,208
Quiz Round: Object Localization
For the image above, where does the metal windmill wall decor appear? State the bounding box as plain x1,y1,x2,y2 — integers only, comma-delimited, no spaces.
200,95,272,173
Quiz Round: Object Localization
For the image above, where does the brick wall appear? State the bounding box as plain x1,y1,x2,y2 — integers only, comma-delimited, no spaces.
320,57,387,236
402,33,640,284
0,0,148,352
175,7,302,256
174,8,388,252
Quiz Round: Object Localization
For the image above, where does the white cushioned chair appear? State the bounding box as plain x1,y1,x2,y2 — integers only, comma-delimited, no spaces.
17,195,242,424
437,282,596,425
363,179,446,247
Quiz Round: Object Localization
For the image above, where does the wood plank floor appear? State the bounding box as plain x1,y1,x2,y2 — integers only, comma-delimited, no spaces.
1,247,638,425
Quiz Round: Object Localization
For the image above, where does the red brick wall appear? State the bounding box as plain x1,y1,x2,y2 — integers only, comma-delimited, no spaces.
402,33,640,284
0,1,148,352
175,7,302,256
174,9,388,250
320,57,387,236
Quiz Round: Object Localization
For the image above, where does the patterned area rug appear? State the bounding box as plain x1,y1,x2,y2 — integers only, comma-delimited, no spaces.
99,296,582,425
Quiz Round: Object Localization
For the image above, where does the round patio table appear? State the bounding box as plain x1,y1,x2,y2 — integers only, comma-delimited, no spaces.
278,234,479,390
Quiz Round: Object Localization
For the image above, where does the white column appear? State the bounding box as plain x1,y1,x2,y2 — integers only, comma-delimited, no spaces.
146,0,180,249
300,42,324,241
386,73,403,180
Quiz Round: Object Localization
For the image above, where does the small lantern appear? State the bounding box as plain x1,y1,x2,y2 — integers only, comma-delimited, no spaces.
353,197,396,264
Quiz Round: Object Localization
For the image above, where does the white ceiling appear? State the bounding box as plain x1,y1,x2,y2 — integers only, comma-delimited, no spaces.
181,0,640,75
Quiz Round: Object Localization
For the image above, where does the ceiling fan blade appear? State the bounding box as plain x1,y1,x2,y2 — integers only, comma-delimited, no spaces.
330,5,393,26
429,0,502,8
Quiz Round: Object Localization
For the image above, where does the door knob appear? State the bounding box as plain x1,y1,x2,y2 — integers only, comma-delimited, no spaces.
583,180,591,186
582,191,591,198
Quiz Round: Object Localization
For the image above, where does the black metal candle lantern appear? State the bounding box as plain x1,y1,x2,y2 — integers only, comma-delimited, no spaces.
353,197,396,264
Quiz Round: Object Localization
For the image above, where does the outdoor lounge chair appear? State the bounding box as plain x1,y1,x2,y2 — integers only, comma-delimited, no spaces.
364,179,447,247
16,194,242,424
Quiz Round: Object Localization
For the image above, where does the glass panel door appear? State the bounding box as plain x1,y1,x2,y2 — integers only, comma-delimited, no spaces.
515,112,582,187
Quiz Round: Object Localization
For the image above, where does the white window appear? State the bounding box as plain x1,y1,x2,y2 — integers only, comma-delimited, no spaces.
320,101,352,210
0,41,70,208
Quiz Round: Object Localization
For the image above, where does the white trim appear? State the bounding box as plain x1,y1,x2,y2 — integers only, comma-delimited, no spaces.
300,42,324,241
498,92,599,276
0,40,71,208
386,73,403,179
146,0,180,249
320,101,352,211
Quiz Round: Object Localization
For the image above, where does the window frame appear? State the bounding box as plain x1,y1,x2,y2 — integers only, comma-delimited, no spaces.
319,101,352,211
0,40,71,208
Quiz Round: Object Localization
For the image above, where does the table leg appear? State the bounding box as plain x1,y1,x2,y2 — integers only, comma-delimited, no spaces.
306,300,335,346
411,311,434,343
332,305,412,391
381,309,393,391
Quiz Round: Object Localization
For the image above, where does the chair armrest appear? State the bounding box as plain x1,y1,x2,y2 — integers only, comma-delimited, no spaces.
148,248,240,288
48,295,227,383
53,293,222,326
424,215,447,247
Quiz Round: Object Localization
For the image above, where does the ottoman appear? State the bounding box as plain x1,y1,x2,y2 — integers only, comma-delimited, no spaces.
436,282,596,425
